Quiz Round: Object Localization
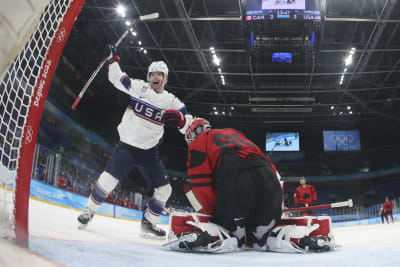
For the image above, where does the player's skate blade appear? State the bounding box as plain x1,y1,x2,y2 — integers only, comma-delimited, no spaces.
140,217,166,240
299,236,335,251
77,209,94,229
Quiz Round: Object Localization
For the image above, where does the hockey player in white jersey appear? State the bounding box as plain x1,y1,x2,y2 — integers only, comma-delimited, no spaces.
77,45,192,239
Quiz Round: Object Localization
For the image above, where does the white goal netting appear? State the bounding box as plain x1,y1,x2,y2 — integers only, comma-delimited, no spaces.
0,0,83,245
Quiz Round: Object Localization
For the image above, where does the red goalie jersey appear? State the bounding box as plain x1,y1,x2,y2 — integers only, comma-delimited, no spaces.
186,128,277,216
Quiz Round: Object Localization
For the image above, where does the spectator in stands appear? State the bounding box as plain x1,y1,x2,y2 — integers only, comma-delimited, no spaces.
383,197,394,223
294,177,317,215
106,193,114,204
65,176,73,191
57,174,66,189
86,182,94,196
379,207,386,224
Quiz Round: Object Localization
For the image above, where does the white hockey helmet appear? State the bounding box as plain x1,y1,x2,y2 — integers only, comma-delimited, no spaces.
147,61,168,81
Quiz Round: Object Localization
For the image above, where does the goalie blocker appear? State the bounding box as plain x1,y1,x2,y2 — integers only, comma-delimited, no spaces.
165,212,337,253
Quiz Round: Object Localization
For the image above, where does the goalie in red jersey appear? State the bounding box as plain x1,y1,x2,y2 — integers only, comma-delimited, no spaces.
166,118,336,253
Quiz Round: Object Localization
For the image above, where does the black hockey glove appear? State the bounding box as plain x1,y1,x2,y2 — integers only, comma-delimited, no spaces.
104,44,120,64
161,109,186,129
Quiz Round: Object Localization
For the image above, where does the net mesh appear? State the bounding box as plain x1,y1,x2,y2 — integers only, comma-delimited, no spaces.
0,0,72,239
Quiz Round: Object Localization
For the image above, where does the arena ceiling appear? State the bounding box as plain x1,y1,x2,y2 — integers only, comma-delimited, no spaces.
61,0,400,144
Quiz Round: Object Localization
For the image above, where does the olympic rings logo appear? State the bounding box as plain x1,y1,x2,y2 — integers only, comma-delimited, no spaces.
56,28,66,43
25,125,33,144
330,134,354,145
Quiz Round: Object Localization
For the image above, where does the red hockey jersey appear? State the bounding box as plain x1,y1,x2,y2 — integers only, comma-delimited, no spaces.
294,184,317,206
383,200,393,212
186,128,277,216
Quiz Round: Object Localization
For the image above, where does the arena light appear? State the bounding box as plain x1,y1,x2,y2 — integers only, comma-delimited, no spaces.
125,20,131,26
116,5,126,18
138,40,142,45
213,54,220,66
345,55,353,66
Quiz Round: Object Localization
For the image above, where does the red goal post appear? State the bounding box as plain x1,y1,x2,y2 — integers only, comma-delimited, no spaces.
0,0,86,247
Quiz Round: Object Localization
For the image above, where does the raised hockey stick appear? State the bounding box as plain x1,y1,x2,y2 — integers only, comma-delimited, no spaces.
71,12,159,110
284,199,353,212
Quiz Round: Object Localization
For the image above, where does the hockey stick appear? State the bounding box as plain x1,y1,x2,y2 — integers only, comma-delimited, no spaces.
284,199,353,212
71,12,160,110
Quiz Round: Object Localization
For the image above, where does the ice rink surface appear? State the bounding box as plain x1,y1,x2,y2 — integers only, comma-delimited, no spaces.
1,198,400,267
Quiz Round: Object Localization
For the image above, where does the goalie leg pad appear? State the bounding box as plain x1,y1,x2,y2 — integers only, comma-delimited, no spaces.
263,216,336,253
166,212,241,253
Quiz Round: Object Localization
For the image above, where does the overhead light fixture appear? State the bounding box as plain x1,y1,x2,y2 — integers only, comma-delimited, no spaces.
347,106,351,110
125,20,131,26
345,55,353,66
143,50,147,54
138,41,142,45
330,106,335,110
116,5,126,17
213,55,220,66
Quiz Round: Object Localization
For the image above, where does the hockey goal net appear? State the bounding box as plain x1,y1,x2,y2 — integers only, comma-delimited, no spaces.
0,0,85,247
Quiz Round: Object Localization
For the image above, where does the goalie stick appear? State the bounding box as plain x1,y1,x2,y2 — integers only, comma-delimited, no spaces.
284,199,353,212
71,12,159,110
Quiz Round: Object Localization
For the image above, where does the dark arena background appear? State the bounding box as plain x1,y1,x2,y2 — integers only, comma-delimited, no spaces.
1,0,400,266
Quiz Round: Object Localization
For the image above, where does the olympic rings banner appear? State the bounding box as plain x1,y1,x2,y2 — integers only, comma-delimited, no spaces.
323,130,361,151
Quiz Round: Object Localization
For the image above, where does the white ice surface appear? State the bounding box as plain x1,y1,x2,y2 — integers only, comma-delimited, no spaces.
1,198,400,267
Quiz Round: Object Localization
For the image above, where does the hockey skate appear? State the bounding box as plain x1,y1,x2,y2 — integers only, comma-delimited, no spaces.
298,236,334,252
77,209,94,229
140,215,166,240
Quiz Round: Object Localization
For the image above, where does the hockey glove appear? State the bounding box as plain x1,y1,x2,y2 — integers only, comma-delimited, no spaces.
161,110,186,129
104,44,120,64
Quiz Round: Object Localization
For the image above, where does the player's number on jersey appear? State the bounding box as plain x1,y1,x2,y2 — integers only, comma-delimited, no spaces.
213,132,257,150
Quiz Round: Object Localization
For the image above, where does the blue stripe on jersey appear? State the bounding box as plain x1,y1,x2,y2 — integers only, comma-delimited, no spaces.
178,106,189,115
120,75,131,90
129,97,163,125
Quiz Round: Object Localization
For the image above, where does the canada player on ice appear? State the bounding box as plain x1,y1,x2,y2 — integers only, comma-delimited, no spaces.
165,118,337,253
77,45,192,239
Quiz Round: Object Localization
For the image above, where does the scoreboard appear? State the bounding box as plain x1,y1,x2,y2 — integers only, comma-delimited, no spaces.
245,10,321,21
244,0,324,21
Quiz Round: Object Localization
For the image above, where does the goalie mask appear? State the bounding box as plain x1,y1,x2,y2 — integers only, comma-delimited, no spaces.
147,61,168,81
185,118,211,145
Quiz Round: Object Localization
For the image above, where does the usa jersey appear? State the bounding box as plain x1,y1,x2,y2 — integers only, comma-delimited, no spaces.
108,62,192,149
